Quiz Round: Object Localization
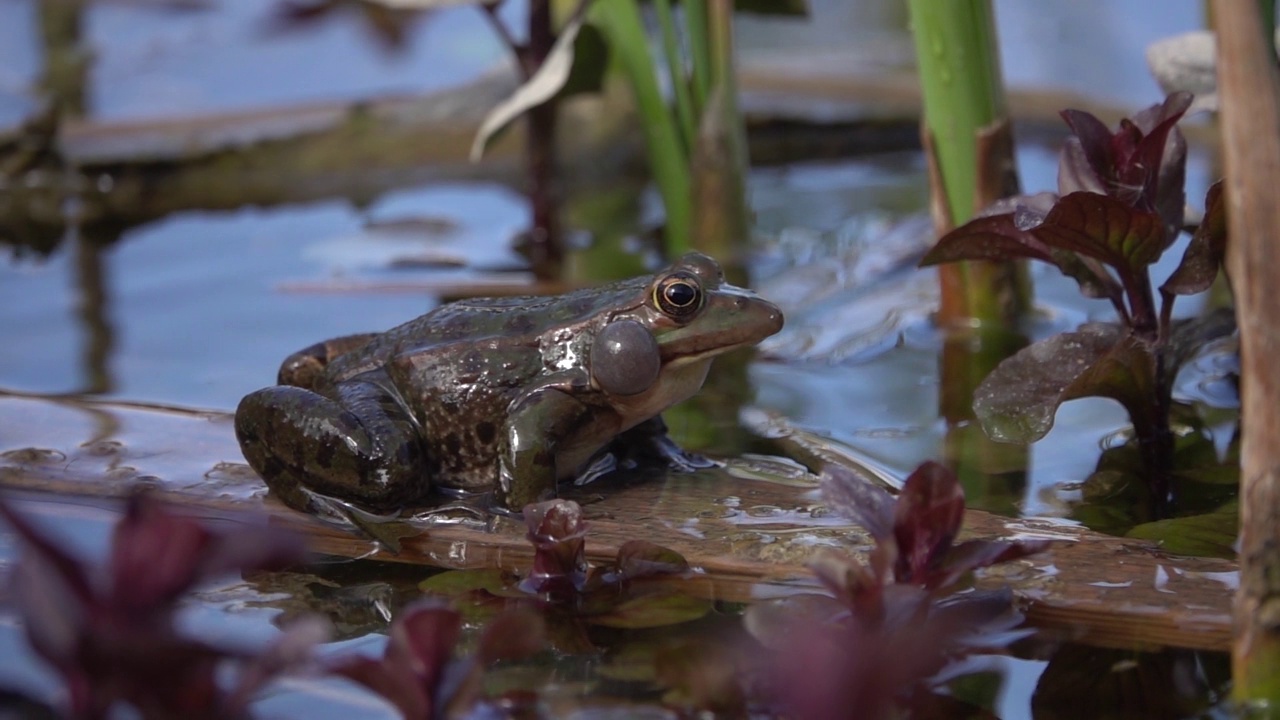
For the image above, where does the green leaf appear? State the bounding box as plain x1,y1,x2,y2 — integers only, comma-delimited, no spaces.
1126,501,1238,558
975,324,1157,443
586,591,711,629
614,540,689,580
418,568,513,598
1033,192,1168,276
1161,181,1227,296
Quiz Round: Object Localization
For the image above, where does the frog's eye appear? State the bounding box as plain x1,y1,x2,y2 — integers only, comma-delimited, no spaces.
655,273,702,318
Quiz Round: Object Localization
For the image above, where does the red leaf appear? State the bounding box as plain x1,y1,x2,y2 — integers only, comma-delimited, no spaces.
1162,181,1227,296
108,496,214,613
933,539,1053,589
919,212,1056,267
1059,109,1114,184
819,463,895,540
387,600,462,695
1033,192,1167,274
891,462,965,584
520,500,589,597
331,656,428,720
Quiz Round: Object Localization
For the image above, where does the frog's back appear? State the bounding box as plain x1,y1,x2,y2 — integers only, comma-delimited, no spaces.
325,276,648,380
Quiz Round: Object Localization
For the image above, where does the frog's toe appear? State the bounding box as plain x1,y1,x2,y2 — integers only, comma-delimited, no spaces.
659,443,718,472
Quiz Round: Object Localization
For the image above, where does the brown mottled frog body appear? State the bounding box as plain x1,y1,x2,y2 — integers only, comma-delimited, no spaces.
235,252,783,512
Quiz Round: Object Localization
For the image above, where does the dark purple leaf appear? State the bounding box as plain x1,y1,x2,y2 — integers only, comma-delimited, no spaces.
1128,92,1192,234
0,503,94,608
475,609,546,665
331,656,427,720
933,539,1053,590
931,587,1032,650
1060,93,1191,236
919,212,1056,267
1058,137,1107,196
809,550,887,621
1048,248,1125,301
1033,192,1168,274
819,463,895,540
974,324,1157,443
613,540,689,580
769,603,954,720
743,594,850,650
107,495,307,614
225,616,331,713
3,496,319,719
1059,109,1115,185
387,600,462,695
520,500,589,597
108,496,216,613
892,462,965,584
1162,181,1227,296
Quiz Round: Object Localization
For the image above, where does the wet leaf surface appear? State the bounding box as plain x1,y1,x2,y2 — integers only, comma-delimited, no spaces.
1125,500,1239,559
974,324,1155,443
0,393,1244,652
1162,180,1227,296
1033,192,1168,276
586,592,712,629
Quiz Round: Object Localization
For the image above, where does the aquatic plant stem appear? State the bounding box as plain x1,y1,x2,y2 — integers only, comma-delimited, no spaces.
687,0,751,266
685,0,713,112
590,0,692,254
524,0,563,277
653,0,696,155
907,0,1029,327
1212,0,1280,706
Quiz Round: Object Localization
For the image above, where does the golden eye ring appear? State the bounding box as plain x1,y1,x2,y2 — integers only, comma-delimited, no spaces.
654,273,702,318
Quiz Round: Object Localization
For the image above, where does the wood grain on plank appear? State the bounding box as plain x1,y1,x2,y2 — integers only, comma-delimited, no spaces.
0,393,1237,651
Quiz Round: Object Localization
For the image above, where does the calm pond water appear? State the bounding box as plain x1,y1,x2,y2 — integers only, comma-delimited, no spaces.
0,0,1235,717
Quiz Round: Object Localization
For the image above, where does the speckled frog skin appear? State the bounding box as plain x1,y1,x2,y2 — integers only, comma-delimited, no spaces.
235,252,784,512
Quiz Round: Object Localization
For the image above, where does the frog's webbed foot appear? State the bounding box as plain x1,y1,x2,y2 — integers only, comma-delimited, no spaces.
573,452,619,486
607,415,718,474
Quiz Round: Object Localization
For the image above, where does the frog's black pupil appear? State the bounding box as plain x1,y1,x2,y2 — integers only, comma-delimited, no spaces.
666,281,697,307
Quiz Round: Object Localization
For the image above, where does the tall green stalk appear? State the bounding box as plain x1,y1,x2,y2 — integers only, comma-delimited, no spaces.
589,0,692,252
908,0,1031,507
590,0,751,258
907,0,1029,326
653,0,696,154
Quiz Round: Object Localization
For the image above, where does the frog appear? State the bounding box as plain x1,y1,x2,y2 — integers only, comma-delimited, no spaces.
234,251,783,514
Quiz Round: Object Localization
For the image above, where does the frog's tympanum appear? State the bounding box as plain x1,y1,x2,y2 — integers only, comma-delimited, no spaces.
235,252,783,512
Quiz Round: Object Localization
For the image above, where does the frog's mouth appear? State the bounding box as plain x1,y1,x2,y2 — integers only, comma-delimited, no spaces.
664,339,764,367
657,295,784,363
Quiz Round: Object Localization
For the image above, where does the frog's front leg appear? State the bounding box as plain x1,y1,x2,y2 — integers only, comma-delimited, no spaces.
610,415,718,472
498,385,598,510
235,375,426,512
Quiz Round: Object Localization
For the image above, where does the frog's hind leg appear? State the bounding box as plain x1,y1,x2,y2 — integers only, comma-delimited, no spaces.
277,333,380,389
235,379,427,512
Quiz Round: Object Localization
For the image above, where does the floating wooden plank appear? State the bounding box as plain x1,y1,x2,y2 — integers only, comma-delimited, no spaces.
0,392,1236,652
